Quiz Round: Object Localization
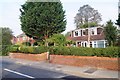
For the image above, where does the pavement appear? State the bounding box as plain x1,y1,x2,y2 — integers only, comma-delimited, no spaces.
1,56,119,80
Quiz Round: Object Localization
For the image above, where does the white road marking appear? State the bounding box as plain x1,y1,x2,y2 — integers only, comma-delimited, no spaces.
4,68,35,79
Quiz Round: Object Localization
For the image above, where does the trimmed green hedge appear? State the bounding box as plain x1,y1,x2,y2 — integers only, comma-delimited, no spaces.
49,46,119,58
10,46,48,54
9,46,119,57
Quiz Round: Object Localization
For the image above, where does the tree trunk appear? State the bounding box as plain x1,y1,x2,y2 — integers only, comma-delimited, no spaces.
44,35,48,47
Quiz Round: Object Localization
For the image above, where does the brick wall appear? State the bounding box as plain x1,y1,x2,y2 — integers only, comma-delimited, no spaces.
9,53,119,71
9,52,48,61
50,55,119,71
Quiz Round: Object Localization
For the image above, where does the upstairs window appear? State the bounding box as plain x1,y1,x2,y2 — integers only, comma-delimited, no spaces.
83,30,86,35
74,31,78,36
97,28,102,34
91,29,94,35
70,34,71,37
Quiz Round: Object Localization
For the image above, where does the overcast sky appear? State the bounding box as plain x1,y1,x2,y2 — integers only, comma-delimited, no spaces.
0,0,118,36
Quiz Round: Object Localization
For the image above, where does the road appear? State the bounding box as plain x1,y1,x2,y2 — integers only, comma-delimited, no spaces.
0,57,93,80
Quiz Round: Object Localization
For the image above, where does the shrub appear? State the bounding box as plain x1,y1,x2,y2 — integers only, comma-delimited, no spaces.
37,46,48,53
12,44,20,47
2,45,11,56
9,46,18,53
9,45,119,58
49,46,119,57
19,46,29,53
22,42,31,46
10,46,48,54
33,42,38,46
31,46,48,54
28,47,34,53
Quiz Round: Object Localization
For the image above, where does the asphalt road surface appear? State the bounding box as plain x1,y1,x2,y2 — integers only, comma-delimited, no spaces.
0,57,94,80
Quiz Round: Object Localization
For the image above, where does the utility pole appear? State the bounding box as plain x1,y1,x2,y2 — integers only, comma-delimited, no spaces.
87,28,90,47
87,15,90,47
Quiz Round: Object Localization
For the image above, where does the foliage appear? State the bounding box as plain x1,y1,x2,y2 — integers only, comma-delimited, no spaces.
9,46,18,53
10,46,48,54
20,2,66,45
80,22,98,28
74,5,102,28
47,34,66,46
0,27,13,56
22,42,31,46
9,45,119,57
49,46,119,58
2,45,11,56
33,42,38,46
104,20,117,46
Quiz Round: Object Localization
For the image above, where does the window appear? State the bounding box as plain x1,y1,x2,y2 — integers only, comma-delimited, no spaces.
97,28,102,34
70,34,71,37
94,41,97,48
77,42,81,47
90,42,92,47
85,29,88,35
75,31,78,36
81,30,82,36
97,41,104,48
85,42,87,47
83,30,86,35
91,29,94,35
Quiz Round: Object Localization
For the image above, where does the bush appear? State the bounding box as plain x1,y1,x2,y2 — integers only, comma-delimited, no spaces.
9,46,48,54
12,44,20,47
22,42,31,46
19,46,29,53
33,42,38,46
32,46,48,54
9,45,119,58
49,46,119,57
2,45,11,56
9,47,18,53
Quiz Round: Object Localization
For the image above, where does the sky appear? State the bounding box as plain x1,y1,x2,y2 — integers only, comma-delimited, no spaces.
0,0,119,36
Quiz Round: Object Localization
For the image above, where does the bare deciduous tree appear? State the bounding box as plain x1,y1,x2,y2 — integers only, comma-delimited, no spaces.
74,5,102,28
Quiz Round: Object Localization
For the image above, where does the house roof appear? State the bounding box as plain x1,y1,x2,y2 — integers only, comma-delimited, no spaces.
16,33,26,38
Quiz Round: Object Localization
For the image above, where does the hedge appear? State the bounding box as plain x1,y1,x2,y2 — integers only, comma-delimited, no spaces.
10,46,48,54
49,46,119,58
9,46,119,58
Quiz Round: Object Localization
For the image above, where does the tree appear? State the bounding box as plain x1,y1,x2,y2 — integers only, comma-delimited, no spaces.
74,4,102,28
104,20,117,46
0,27,13,55
20,2,66,46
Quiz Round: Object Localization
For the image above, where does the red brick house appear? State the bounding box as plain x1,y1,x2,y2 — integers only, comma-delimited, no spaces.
11,33,35,45
67,26,107,48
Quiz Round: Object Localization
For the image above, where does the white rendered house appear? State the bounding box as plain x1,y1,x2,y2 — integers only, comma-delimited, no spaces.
67,26,107,48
